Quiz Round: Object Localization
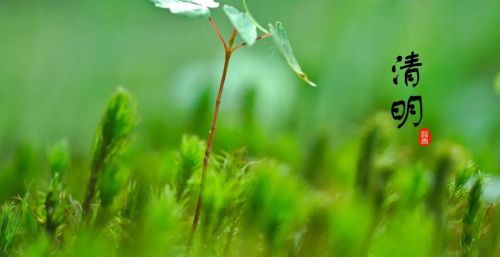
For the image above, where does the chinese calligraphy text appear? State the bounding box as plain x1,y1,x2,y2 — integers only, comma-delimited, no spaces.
391,51,423,129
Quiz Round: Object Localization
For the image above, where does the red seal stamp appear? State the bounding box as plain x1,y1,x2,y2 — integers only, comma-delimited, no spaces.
419,128,431,147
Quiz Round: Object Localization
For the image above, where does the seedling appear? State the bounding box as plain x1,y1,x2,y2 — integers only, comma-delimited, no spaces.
83,88,138,220
147,0,316,253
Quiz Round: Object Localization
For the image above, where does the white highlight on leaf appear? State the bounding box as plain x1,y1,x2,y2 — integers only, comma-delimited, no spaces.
223,5,257,46
191,0,219,8
150,0,219,18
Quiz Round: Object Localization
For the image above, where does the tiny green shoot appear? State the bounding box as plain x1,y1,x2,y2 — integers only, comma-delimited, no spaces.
146,1,317,254
82,88,138,220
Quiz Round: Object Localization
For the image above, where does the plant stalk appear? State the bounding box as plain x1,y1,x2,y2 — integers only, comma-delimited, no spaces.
232,33,272,52
185,18,272,254
185,28,237,256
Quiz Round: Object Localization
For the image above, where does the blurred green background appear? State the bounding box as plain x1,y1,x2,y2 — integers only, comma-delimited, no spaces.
0,0,498,172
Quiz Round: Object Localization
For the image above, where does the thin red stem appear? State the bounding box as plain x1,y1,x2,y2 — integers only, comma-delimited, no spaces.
209,17,227,51
185,29,237,257
185,27,264,256
228,29,237,49
232,32,272,52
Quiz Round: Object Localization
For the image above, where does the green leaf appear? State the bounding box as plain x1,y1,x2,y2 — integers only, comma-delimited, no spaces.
270,22,317,87
149,0,219,18
224,5,257,46
242,0,269,33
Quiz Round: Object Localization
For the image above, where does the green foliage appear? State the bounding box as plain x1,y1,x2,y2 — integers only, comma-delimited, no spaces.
0,87,497,257
174,135,205,199
270,22,316,87
19,194,41,239
42,140,72,237
0,1,498,256
44,173,63,236
201,167,235,233
0,130,497,257
0,203,20,257
461,175,484,257
454,162,477,197
137,186,184,257
245,161,310,252
113,182,139,220
24,172,82,241
200,152,248,239
224,5,257,46
99,165,120,208
83,87,138,218
90,88,138,174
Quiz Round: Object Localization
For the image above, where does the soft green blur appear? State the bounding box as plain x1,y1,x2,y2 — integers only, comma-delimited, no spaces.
0,0,498,171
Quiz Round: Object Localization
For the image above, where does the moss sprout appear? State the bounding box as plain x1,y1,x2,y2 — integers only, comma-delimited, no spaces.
83,88,138,219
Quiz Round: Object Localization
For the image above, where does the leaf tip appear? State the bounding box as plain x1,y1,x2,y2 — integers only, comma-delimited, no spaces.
299,73,317,87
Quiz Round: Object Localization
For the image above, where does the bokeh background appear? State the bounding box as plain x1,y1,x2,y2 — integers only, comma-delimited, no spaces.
0,0,499,173
0,1,499,257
